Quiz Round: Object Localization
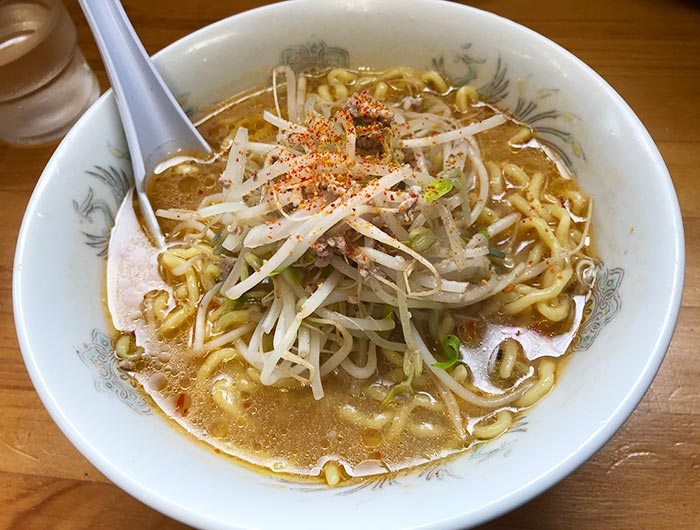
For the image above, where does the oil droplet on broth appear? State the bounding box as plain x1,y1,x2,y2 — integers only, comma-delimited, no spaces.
174,375,190,391
146,372,167,392
177,175,201,193
361,429,383,448
157,351,171,363
210,421,229,439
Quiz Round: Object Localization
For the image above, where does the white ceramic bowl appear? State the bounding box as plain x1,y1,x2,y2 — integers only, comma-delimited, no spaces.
14,1,684,529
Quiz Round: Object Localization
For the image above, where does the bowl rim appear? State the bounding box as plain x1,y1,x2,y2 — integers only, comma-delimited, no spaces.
13,0,685,528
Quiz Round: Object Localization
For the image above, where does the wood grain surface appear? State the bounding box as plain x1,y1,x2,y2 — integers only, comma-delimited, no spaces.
1,1,698,528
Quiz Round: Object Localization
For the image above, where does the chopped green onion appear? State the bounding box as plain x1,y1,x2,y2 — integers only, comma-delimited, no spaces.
210,230,225,248
243,252,262,270
282,267,301,285
209,297,243,321
267,267,286,277
114,334,143,362
296,296,308,312
383,304,394,320
423,178,454,202
211,231,226,255
488,248,506,258
479,227,489,236
381,382,414,407
242,289,269,301
438,312,455,336
433,334,461,369
213,309,257,332
408,227,437,253
223,296,243,309
437,167,465,190
239,260,249,281
114,335,130,358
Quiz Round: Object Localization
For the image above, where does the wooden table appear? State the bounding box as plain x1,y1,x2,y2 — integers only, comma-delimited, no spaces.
1,0,698,528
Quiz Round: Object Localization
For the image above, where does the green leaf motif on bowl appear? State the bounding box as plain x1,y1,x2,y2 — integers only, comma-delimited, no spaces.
431,45,585,168
575,265,625,351
280,39,349,73
73,163,132,257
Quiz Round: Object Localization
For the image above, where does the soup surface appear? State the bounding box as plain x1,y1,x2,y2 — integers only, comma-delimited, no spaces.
110,66,597,485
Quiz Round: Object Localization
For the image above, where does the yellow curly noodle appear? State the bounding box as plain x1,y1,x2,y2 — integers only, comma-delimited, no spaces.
118,66,596,485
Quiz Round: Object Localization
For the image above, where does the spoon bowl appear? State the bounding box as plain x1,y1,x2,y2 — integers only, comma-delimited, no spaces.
79,0,210,246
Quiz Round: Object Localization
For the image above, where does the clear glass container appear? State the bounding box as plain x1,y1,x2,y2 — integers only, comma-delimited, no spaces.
0,0,99,144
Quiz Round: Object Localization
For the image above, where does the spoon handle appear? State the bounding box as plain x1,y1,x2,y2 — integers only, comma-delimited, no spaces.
79,0,211,247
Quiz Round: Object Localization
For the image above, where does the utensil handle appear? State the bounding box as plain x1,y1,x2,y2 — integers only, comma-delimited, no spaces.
79,0,211,247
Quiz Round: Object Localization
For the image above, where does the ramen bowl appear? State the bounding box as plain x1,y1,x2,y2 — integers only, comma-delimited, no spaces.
13,1,683,528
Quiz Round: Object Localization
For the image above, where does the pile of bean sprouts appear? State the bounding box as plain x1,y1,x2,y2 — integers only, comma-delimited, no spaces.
150,66,595,424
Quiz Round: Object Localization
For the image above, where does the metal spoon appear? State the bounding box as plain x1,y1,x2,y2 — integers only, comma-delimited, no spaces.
79,0,211,248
